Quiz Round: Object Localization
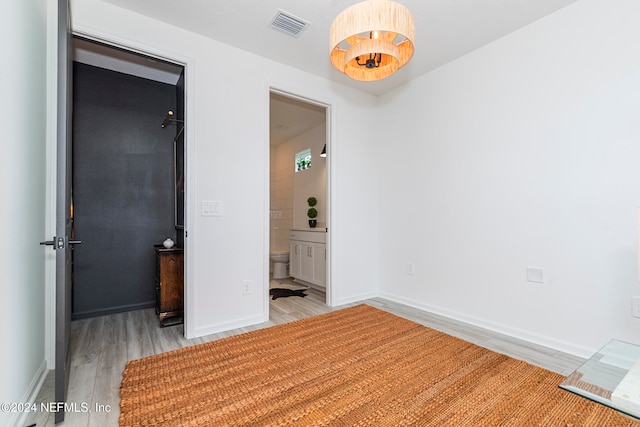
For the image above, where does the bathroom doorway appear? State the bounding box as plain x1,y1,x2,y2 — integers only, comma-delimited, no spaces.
269,91,330,306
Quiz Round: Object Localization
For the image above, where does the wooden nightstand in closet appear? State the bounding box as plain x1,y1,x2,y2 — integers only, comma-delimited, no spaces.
155,246,184,327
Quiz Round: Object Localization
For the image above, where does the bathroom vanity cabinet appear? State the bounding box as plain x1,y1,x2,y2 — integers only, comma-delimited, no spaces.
290,230,326,289
155,246,184,327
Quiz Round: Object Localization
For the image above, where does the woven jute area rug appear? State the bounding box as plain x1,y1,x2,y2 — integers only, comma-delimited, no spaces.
120,305,639,426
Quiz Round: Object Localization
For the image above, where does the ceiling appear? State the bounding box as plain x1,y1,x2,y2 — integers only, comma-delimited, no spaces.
75,0,579,145
270,94,326,146
74,37,183,85
99,0,579,96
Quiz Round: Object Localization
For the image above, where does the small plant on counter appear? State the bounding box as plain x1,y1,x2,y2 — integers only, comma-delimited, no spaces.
307,197,318,228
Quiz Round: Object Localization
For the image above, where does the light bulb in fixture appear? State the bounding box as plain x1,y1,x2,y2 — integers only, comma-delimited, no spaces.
329,0,415,81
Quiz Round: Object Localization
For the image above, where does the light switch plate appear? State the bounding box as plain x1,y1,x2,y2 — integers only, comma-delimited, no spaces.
202,200,223,217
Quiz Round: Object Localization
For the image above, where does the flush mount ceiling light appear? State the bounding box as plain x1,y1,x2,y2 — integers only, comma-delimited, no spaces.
330,0,415,81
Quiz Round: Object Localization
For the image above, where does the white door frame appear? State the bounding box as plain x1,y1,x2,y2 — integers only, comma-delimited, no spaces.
45,26,197,344
265,84,335,318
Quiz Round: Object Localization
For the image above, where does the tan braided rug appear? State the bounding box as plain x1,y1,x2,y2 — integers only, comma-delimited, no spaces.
120,304,639,426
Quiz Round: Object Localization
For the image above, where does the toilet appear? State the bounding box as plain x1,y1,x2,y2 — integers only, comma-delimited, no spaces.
270,250,290,279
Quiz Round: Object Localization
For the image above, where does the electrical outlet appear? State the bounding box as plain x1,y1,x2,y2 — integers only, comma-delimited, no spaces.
632,297,640,318
406,263,414,276
526,267,544,283
242,280,252,295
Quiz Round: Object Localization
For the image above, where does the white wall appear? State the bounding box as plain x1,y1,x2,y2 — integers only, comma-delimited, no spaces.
377,0,640,357
69,0,639,361
1,0,49,425
292,124,327,229
271,124,327,253
270,143,294,252
70,0,380,337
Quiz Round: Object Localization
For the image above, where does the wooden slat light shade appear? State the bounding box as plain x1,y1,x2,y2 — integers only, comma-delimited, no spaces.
330,0,415,81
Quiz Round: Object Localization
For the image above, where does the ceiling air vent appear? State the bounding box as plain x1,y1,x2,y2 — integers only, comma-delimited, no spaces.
270,10,309,38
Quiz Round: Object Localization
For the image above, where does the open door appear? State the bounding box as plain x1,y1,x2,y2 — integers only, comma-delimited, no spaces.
54,0,76,421
40,0,79,422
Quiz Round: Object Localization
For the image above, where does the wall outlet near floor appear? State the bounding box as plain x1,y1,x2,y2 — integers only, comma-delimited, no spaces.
406,263,415,276
526,267,544,283
242,280,252,295
632,297,640,318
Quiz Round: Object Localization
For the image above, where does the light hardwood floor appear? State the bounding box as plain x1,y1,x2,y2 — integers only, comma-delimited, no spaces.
26,284,585,427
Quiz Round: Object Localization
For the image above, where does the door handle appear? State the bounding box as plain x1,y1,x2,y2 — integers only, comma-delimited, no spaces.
40,236,63,249
40,237,82,250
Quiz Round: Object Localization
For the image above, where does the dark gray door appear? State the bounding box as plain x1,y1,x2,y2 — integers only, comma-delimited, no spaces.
50,0,77,423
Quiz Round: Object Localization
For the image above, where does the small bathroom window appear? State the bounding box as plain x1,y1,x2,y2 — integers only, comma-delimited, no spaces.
295,148,311,172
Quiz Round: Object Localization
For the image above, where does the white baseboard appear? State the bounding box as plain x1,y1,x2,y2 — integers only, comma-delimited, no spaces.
378,291,594,359
11,360,49,427
333,291,378,307
192,314,268,339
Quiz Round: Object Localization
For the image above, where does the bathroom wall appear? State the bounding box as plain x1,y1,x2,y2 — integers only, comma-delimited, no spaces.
270,145,294,252
270,123,327,252
292,125,327,230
